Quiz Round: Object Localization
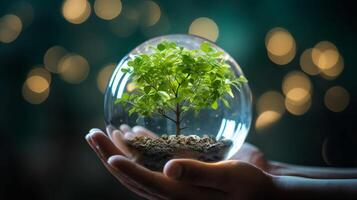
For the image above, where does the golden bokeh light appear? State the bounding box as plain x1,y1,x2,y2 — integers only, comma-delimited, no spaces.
44,46,67,73
255,111,281,130
188,17,219,42
26,76,49,93
22,82,50,105
62,0,91,24
286,88,310,105
94,0,122,20
23,67,51,104
285,96,311,115
300,48,320,75
324,86,349,112
140,0,161,27
27,67,52,85
0,14,22,43
312,41,339,70
265,27,296,65
267,46,296,65
97,63,115,93
58,54,90,84
255,91,285,130
266,28,295,56
256,91,285,114
282,71,312,104
282,71,312,115
320,55,344,80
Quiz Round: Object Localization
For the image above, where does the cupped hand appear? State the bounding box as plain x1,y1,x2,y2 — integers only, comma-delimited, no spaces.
108,124,269,172
85,127,275,200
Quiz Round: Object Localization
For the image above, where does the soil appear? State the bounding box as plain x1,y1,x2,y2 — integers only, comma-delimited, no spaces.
125,134,233,171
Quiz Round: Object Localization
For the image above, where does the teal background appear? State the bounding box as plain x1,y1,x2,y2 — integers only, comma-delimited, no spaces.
1,0,356,199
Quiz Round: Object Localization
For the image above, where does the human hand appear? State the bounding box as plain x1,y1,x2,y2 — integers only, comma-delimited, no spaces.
85,128,275,200
108,124,269,172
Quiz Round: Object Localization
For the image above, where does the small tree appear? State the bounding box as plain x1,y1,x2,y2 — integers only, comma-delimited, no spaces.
116,41,247,136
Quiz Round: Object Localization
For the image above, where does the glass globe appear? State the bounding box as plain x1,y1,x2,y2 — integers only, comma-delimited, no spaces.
104,34,252,170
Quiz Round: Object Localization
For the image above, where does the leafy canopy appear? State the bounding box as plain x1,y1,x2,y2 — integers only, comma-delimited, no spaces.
115,40,247,132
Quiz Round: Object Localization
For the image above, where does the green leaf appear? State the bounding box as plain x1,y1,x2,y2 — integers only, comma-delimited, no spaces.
200,42,211,53
121,93,129,101
221,98,230,108
121,67,130,73
158,91,170,100
238,75,248,83
157,43,165,51
227,88,234,98
211,101,218,110
144,86,151,93
114,39,247,130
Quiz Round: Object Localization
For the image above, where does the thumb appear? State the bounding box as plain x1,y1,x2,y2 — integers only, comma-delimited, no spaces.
164,159,237,189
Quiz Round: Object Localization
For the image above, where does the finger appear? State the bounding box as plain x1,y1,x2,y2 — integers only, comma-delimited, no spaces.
108,155,226,199
111,129,134,157
164,159,237,190
120,124,132,134
132,126,158,139
85,130,158,199
106,125,117,139
86,129,124,160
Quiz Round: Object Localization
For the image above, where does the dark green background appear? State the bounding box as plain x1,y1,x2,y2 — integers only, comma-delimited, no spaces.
1,0,356,199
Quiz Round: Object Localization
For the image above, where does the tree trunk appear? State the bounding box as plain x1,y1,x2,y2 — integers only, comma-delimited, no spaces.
175,103,181,136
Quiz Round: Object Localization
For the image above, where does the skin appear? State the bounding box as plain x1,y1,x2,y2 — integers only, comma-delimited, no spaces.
85,126,357,200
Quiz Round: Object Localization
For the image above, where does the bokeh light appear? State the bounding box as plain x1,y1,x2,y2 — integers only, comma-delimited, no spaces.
255,91,285,130
26,76,49,93
312,41,339,70
324,86,350,112
22,83,50,105
0,14,22,43
94,0,122,20
285,96,311,116
97,63,115,93
255,111,281,130
44,46,68,73
58,54,90,84
188,17,219,42
265,27,296,65
27,67,52,85
282,71,312,115
62,0,91,24
22,67,51,104
282,71,312,104
140,0,161,27
300,48,320,75
320,55,344,80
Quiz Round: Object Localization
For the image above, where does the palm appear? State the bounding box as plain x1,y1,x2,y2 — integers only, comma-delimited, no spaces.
108,125,268,170
86,125,273,200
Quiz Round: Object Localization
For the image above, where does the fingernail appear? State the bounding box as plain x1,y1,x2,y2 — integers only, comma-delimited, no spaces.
85,133,91,141
167,163,182,179
86,133,101,154
89,128,101,133
107,155,124,171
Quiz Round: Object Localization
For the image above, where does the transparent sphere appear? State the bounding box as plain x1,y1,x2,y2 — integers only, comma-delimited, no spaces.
104,34,252,170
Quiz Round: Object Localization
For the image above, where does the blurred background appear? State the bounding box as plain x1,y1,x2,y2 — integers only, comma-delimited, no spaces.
1,0,356,199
